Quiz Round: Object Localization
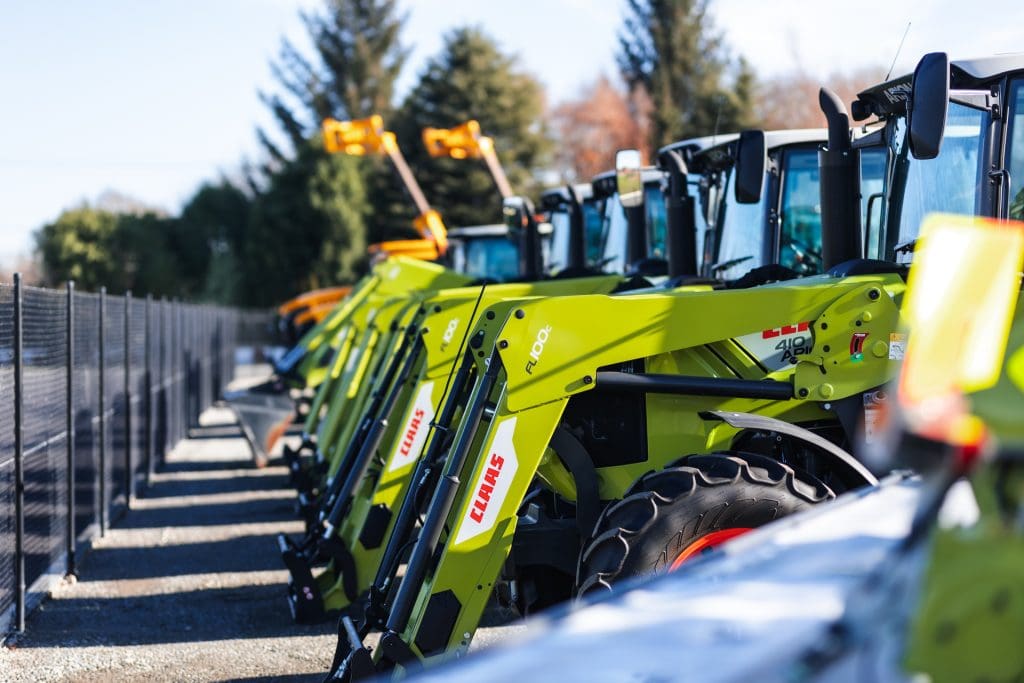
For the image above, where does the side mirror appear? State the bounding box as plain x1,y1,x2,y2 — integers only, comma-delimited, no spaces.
615,149,644,208
908,52,949,160
734,130,766,204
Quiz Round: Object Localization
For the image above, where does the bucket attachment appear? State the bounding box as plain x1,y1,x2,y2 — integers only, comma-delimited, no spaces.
223,380,297,466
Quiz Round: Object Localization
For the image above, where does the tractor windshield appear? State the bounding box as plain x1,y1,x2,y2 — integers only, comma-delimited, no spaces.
599,193,628,273
779,146,886,274
546,199,606,272
1007,78,1024,220
708,163,769,279
547,207,570,271
597,182,666,273
459,235,519,281
874,100,987,262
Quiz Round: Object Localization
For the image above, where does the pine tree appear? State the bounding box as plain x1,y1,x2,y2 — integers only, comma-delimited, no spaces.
242,0,409,300
242,141,368,306
392,27,551,229
261,0,408,142
617,0,757,150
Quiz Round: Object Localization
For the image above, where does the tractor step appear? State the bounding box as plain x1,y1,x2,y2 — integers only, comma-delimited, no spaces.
279,533,328,624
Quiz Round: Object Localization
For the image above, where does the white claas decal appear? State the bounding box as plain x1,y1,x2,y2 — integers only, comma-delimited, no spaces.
440,317,460,351
386,382,436,473
453,417,518,545
737,322,813,372
524,325,552,374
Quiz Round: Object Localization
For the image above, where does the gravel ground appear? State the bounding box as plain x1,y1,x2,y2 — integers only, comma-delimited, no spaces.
1,404,335,683
1,377,523,683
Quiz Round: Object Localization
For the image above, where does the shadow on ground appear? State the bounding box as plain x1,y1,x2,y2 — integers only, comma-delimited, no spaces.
15,426,335,650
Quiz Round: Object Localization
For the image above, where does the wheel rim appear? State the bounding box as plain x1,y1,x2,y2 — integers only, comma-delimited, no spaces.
669,527,751,571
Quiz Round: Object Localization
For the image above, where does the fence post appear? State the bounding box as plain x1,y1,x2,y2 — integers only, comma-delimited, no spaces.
66,281,76,576
98,286,106,536
13,273,25,633
171,299,178,444
159,298,166,464
177,299,184,441
123,291,132,505
144,294,153,486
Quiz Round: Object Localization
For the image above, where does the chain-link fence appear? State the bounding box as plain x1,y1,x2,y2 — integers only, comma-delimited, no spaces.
0,276,275,636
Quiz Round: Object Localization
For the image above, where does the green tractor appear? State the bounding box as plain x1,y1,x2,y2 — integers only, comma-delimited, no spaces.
325,52,1024,679
278,133,778,622
280,177,682,621
281,172,658,502
298,123,885,657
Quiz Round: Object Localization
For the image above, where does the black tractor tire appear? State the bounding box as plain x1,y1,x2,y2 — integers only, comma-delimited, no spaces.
576,451,836,598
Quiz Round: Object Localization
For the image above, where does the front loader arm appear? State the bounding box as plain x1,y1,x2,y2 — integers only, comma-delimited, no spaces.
376,274,906,671
497,275,905,412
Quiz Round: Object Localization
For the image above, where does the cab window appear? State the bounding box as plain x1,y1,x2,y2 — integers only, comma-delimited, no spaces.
1006,79,1024,220
778,147,822,274
860,147,887,260
463,236,519,281
645,184,667,259
547,208,570,271
598,193,628,273
583,199,605,265
711,167,767,279
885,101,986,261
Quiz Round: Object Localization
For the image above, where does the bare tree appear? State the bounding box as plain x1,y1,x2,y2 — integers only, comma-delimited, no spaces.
755,66,886,130
550,75,650,182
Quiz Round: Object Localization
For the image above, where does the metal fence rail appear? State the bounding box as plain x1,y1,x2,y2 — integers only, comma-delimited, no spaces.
0,276,275,636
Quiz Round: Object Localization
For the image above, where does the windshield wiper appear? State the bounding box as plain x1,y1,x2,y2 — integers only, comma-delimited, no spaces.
894,239,917,256
711,255,754,273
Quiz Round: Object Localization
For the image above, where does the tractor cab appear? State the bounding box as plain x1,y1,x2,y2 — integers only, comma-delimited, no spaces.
828,53,1024,266
681,129,883,280
541,184,605,275
591,166,670,276
443,224,521,282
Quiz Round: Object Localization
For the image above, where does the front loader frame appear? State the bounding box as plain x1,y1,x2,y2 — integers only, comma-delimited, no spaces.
331,272,905,677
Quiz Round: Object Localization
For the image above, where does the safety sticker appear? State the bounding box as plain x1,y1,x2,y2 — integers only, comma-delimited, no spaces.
386,382,436,473
453,417,519,546
862,390,889,444
888,333,906,360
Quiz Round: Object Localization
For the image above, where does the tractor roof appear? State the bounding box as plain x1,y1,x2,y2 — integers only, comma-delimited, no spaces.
659,133,739,160
684,129,826,174
856,53,1024,118
447,224,507,238
540,183,593,210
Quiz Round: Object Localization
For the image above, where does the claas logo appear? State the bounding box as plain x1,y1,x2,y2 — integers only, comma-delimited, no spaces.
761,322,810,339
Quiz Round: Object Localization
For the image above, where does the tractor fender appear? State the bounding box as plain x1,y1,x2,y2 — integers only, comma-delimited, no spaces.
699,410,878,488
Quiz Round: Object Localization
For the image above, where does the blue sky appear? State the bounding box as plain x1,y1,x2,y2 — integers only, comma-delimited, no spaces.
2,0,1023,266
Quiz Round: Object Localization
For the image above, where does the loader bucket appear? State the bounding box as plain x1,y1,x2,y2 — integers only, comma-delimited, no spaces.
223,380,297,467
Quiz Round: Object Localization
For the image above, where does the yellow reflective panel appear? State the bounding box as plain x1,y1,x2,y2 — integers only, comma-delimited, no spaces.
899,213,1024,410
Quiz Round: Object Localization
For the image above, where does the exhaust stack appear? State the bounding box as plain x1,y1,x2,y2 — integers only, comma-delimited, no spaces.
818,88,863,271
